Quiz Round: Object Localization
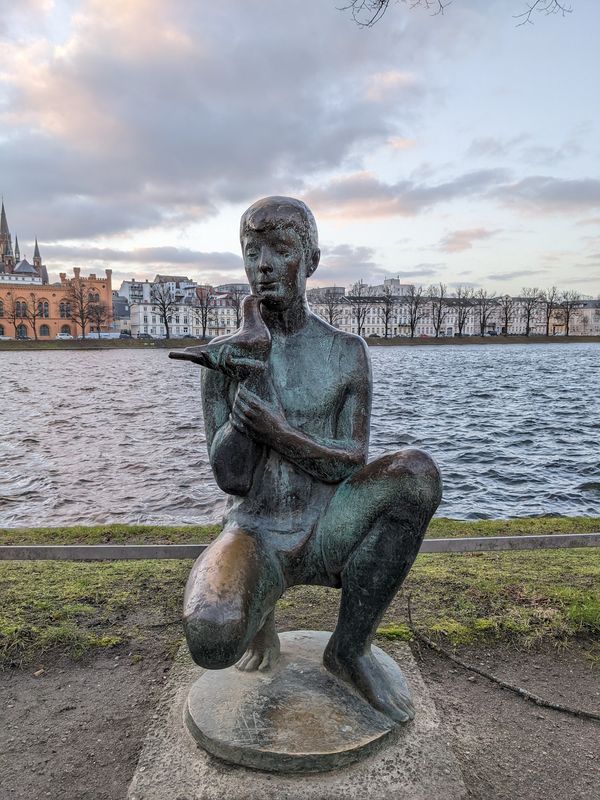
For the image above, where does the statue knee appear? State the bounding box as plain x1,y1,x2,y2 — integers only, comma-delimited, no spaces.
183,612,247,669
380,448,442,509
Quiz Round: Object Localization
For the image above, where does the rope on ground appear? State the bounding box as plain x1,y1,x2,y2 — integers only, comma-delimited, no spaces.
406,596,600,723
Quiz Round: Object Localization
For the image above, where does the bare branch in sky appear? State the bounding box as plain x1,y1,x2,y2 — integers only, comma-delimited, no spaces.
340,0,572,28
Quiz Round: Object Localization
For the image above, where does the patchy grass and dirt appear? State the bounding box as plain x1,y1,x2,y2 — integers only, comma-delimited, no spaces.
1,518,598,668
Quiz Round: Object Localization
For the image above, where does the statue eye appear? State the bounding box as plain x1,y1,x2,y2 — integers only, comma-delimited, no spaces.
276,247,290,256
246,249,259,259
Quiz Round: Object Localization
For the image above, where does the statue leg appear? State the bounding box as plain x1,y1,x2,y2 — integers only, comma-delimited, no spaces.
317,448,442,722
183,526,284,671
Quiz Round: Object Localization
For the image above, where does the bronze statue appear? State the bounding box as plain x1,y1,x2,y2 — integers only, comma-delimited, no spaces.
170,196,441,724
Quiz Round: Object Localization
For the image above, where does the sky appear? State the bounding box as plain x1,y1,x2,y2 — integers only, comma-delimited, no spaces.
0,0,599,295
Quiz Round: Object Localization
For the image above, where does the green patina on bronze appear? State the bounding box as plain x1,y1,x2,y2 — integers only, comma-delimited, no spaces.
170,197,442,745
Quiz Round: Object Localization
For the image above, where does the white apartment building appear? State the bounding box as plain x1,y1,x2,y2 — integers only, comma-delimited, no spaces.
129,294,241,338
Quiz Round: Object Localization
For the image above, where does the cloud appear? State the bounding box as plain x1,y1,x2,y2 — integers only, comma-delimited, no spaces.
0,0,468,242
40,243,244,285
366,70,419,102
491,176,600,214
437,227,500,253
395,264,442,278
466,133,582,166
315,243,380,286
304,169,510,220
466,134,530,159
487,269,548,281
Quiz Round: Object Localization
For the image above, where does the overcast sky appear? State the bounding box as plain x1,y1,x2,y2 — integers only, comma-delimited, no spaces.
1,0,598,295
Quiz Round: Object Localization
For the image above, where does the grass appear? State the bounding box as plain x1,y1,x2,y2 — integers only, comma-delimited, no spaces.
1,518,599,667
1,516,596,545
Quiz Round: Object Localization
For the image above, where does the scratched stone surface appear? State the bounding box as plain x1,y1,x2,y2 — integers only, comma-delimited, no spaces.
127,640,467,800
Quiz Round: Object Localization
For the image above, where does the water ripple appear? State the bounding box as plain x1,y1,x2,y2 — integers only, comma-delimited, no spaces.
0,343,598,527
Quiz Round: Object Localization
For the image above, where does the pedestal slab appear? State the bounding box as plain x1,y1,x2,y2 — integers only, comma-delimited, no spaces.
185,630,407,773
128,634,467,800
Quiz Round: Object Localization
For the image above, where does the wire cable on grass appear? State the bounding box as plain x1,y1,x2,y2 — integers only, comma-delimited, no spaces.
406,596,600,723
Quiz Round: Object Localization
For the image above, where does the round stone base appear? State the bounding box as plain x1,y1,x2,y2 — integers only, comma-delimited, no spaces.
184,630,412,774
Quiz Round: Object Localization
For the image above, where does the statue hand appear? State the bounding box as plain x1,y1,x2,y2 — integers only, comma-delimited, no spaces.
219,351,267,383
230,384,289,446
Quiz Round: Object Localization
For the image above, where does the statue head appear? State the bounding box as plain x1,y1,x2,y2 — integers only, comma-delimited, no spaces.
240,196,320,309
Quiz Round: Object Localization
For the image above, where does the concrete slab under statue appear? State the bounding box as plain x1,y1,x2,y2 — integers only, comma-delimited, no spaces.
128,641,466,800
130,196,457,791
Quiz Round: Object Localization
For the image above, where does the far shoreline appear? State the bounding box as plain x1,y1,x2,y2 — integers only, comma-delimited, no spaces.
0,334,599,352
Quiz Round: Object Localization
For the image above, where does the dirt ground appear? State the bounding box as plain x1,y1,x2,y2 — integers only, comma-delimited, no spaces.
1,632,598,800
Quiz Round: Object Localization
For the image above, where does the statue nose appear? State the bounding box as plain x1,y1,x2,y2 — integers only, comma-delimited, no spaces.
258,254,272,274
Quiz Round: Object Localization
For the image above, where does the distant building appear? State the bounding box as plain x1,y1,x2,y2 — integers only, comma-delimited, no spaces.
0,200,112,339
214,283,250,295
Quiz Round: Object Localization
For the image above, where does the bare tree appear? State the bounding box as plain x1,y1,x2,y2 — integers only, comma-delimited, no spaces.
375,283,396,338
66,279,92,339
228,287,247,328
451,286,474,338
520,287,541,336
541,286,559,336
151,282,177,339
321,288,344,328
347,280,376,338
24,292,42,341
405,284,427,339
5,294,22,338
556,290,582,336
342,0,572,27
429,283,449,338
88,302,111,338
499,294,515,336
474,289,498,336
193,288,215,339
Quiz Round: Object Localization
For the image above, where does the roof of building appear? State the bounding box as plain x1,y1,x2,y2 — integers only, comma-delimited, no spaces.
154,274,190,285
14,258,38,274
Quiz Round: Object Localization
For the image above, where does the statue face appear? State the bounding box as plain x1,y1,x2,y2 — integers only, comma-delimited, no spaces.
242,224,309,310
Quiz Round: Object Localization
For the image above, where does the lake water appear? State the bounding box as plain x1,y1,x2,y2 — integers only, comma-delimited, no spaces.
0,343,598,528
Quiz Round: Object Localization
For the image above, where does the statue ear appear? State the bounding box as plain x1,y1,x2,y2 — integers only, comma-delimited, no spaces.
306,248,320,277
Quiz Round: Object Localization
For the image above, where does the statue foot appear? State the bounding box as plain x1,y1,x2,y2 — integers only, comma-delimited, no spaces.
235,615,280,673
323,638,414,724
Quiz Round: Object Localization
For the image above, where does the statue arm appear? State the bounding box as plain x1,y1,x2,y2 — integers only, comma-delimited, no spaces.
232,339,372,485
202,368,263,495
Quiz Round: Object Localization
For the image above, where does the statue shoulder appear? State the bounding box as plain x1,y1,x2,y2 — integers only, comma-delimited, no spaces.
308,314,370,372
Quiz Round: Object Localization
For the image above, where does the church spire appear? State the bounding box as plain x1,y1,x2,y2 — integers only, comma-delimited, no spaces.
0,200,9,238
14,235,20,261
33,237,41,267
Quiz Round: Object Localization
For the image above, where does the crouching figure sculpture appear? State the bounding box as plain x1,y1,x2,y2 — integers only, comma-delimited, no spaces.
170,196,442,772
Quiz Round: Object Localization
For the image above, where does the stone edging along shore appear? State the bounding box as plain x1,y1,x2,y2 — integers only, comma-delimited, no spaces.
0,335,599,351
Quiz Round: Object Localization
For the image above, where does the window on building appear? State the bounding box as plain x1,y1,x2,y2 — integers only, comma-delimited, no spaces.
59,302,71,319
38,300,49,318
15,300,27,317
0,301,3,317
0,324,4,335
61,324,72,335
16,323,27,338
40,324,50,337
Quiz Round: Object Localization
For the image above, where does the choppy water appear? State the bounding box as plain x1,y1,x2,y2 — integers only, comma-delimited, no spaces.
0,344,598,528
